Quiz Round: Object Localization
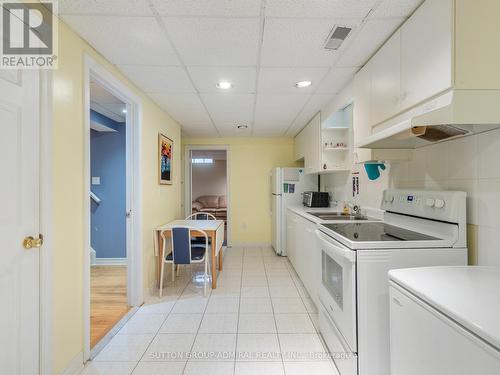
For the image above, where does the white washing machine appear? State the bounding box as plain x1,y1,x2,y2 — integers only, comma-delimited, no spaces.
389,266,500,375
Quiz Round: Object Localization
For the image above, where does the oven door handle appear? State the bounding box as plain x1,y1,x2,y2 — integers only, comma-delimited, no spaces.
315,229,356,263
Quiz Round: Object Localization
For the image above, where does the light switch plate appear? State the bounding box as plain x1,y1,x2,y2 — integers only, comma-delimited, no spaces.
92,177,101,185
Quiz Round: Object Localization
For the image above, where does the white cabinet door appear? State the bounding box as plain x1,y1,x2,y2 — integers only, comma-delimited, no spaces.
303,113,321,174
0,69,41,374
286,211,297,265
370,30,401,126
400,0,453,110
353,62,376,163
294,127,306,161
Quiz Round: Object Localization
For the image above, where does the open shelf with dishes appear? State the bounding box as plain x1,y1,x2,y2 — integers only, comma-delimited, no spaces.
320,105,352,172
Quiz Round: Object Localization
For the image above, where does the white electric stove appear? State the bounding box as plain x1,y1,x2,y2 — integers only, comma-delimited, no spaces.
316,189,468,375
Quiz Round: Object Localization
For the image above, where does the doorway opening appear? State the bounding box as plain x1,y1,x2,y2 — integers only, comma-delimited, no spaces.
83,55,143,361
89,79,129,348
185,147,230,246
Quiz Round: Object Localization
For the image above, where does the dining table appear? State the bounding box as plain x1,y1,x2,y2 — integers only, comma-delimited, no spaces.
153,219,225,289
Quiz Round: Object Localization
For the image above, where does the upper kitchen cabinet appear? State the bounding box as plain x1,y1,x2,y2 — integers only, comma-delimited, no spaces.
354,60,411,163
400,0,452,110
294,105,353,174
356,0,500,151
370,31,401,126
321,105,352,173
295,113,321,174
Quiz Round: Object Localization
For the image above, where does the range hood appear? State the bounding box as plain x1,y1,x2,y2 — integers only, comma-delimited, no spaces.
358,89,500,149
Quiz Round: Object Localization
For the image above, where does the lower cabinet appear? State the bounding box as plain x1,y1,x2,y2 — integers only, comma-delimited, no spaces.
287,211,320,308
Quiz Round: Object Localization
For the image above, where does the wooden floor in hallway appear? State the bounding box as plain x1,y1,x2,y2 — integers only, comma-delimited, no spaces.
91,265,130,348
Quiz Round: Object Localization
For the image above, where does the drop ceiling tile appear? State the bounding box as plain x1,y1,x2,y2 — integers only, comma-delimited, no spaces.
148,93,212,126
261,18,360,67
119,65,195,93
258,67,328,94
217,125,252,137
287,112,316,136
254,94,310,129
371,0,423,18
165,17,260,66
253,126,289,137
304,94,336,113
188,67,257,94
200,93,254,127
286,94,335,136
181,125,219,137
265,0,378,19
336,18,403,67
59,0,152,15
61,16,180,65
151,0,261,17
316,67,357,94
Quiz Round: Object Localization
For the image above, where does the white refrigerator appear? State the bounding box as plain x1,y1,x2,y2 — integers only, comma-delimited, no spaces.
271,167,317,256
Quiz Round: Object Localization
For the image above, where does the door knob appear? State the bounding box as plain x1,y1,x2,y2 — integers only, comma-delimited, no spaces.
23,235,43,249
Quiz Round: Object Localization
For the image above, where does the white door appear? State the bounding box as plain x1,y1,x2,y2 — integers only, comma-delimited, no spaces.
0,69,41,374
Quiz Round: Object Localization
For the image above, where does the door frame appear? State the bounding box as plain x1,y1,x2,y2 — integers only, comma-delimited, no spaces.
184,145,231,246
40,70,53,375
83,55,143,360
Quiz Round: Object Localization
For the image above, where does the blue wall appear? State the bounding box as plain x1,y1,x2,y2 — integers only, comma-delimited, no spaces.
90,110,126,259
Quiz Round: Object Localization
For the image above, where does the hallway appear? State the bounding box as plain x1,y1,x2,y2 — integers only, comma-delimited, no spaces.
91,266,129,348
81,247,337,375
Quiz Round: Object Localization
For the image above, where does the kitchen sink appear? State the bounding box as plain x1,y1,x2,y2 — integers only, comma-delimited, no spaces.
307,212,369,220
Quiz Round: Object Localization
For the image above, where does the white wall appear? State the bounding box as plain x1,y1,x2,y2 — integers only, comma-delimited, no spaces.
192,160,227,199
322,128,500,267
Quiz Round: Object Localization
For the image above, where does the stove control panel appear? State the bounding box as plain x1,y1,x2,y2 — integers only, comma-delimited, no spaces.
381,189,466,224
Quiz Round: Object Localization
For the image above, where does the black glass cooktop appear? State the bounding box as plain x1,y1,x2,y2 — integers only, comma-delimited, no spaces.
321,222,441,242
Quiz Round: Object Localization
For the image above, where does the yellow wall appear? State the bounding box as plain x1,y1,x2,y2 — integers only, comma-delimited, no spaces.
182,138,300,245
53,20,181,374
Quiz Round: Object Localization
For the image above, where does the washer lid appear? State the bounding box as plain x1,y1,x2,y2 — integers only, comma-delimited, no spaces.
389,266,500,351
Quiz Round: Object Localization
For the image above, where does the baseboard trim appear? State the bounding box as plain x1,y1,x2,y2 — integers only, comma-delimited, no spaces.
94,257,127,266
59,352,83,375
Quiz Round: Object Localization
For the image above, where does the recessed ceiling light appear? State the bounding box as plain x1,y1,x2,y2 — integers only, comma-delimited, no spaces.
237,124,248,129
216,81,233,89
295,80,312,88
122,109,127,113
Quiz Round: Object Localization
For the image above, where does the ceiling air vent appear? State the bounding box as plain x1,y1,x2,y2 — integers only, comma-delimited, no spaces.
324,26,352,50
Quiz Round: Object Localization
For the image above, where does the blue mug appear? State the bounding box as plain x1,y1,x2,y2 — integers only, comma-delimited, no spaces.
364,163,386,181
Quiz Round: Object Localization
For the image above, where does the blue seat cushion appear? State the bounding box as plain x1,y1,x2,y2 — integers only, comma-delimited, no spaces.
191,237,211,245
191,245,206,261
165,245,206,262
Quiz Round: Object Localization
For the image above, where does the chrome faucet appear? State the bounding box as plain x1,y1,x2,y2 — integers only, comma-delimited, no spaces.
347,202,361,216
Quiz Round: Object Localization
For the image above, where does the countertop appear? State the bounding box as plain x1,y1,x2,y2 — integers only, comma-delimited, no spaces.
389,266,500,351
287,205,384,224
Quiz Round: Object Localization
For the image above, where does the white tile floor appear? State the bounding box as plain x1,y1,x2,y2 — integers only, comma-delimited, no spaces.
81,247,338,375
